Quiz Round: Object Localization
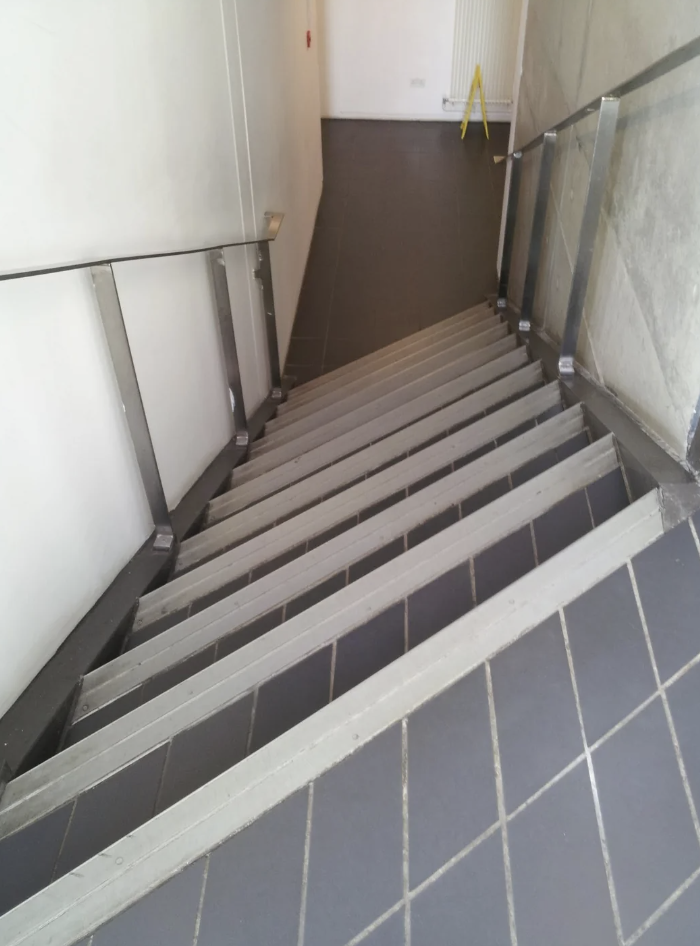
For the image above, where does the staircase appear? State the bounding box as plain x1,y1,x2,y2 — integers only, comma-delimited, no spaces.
2,301,700,946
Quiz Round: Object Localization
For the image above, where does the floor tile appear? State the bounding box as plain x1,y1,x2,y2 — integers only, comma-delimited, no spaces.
348,538,405,583
197,792,308,946
593,699,700,937
250,647,333,752
564,567,656,743
285,571,348,620
555,430,590,460
453,440,496,470
92,862,205,946
495,419,536,446
411,832,509,946
667,660,700,815
637,874,700,946
407,465,453,496
632,521,700,681
358,491,406,523
156,695,253,813
509,763,618,946
510,449,558,488
460,476,511,518
141,645,217,705
407,563,473,649
533,488,592,563
473,525,536,604
333,603,405,699
586,467,629,526
0,805,72,916
491,614,583,812
250,542,308,582
304,726,403,946
216,607,285,660
355,910,405,946
66,686,144,745
55,746,168,878
308,516,359,551
287,337,326,366
408,667,497,886
407,506,459,549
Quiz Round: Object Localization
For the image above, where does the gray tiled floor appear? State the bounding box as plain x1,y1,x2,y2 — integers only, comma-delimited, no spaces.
288,120,508,382
79,517,700,946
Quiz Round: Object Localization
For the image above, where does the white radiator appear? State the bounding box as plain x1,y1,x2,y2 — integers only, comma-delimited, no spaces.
447,0,521,120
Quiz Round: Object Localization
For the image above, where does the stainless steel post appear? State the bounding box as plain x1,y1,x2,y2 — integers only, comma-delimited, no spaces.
497,151,523,309
255,236,283,401
558,97,620,377
520,131,557,333
208,249,250,447
90,264,173,548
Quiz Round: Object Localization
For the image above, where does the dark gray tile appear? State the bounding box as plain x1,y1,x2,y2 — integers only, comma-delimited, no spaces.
366,456,406,478
407,431,449,455
633,522,700,681
305,726,403,946
286,571,347,620
287,336,326,366
509,763,618,946
286,364,323,386
55,746,168,877
510,449,558,488
460,476,510,518
407,465,453,496
495,419,536,446
189,573,250,619
141,645,217,705
216,607,285,660
407,563,473,649
250,647,333,752
668,661,700,814
356,910,404,946
359,491,406,523
536,403,564,423
407,506,459,549
533,488,592,563
411,832,509,946
593,699,700,937
66,686,144,746
308,516,359,551
565,567,656,743
637,874,700,946
555,430,590,460
92,862,205,946
157,695,253,813
334,604,405,699
452,440,496,470
492,615,583,812
198,792,308,946
587,467,629,526
408,667,497,886
473,525,536,604
250,542,308,582
0,805,72,915
348,538,405,583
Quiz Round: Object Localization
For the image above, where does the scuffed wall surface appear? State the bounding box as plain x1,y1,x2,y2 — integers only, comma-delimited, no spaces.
511,0,700,460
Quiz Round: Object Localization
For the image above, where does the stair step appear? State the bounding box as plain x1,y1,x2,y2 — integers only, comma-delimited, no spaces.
284,302,492,407
267,313,501,433
137,383,565,636
249,322,509,458
0,493,666,943
204,361,543,536
73,407,596,737
0,480,660,933
213,346,528,520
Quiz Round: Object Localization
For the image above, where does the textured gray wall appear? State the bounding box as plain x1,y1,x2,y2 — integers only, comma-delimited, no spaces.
510,0,700,460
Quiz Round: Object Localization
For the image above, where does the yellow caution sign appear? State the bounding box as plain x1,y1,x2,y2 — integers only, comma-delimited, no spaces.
461,64,489,140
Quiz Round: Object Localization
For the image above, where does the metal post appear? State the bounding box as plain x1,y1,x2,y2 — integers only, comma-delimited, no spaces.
497,151,523,309
558,97,620,377
90,264,173,549
208,249,250,448
254,239,283,401
520,131,557,333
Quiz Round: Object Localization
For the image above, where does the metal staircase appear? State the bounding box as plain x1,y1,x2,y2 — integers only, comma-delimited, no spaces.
2,298,700,946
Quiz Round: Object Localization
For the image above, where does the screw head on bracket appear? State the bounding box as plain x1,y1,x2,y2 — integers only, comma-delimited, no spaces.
558,355,576,378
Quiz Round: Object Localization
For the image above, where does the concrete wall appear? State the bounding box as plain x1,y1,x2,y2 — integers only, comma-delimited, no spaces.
510,0,700,461
0,0,321,718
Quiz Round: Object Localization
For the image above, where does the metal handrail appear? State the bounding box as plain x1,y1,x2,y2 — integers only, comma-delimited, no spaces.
509,34,700,158
0,211,285,282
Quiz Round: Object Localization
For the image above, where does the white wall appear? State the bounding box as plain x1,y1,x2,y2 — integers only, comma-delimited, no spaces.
0,272,153,718
0,0,322,717
318,0,459,120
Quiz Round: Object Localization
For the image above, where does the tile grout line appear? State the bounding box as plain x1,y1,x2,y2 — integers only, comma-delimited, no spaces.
407,821,500,902
245,688,259,758
485,661,518,946
583,483,596,529
626,563,700,846
190,853,210,946
344,903,405,946
402,718,411,946
152,739,173,819
329,641,338,703
297,783,314,946
559,607,625,946
688,516,700,559
624,864,700,945
506,752,586,823
49,798,77,883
